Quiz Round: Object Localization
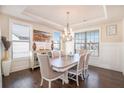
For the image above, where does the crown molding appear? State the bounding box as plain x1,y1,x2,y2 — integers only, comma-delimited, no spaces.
71,5,108,29
103,5,108,19
0,5,110,31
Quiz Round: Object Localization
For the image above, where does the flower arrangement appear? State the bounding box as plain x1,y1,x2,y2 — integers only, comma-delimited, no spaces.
1,36,11,60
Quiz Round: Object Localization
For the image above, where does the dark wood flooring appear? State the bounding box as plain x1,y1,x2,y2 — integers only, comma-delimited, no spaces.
2,66,124,88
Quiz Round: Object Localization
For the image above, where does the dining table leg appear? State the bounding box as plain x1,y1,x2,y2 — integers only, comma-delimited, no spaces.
64,71,69,84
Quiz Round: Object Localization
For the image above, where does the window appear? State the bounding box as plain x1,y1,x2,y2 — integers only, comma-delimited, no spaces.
12,23,30,59
74,30,99,56
53,32,61,50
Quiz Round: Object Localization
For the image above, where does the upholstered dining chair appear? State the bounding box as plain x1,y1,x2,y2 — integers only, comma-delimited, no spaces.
68,54,86,86
79,49,87,55
83,52,91,79
37,53,65,88
51,50,61,58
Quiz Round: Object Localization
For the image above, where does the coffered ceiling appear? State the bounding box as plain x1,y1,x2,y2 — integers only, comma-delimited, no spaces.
0,5,124,31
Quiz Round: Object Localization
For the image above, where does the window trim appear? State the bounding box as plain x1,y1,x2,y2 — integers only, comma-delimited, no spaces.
9,19,33,61
12,40,30,59
74,27,101,57
53,32,61,50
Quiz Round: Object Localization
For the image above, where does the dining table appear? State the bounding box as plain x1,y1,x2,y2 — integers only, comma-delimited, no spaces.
50,53,80,84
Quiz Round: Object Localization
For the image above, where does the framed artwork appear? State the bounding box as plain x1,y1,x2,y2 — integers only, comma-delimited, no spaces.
33,30,51,41
106,24,117,36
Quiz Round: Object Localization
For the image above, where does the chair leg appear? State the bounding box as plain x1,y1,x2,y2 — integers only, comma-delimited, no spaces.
48,81,51,88
62,75,65,85
87,69,89,77
83,69,87,79
76,75,79,86
62,80,64,85
64,71,69,84
40,78,43,86
84,69,89,79
81,73,84,80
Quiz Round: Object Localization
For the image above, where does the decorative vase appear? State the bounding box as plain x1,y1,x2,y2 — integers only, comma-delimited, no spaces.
51,41,54,50
2,59,11,76
3,50,9,60
33,42,37,51
1,36,11,76
2,49,11,77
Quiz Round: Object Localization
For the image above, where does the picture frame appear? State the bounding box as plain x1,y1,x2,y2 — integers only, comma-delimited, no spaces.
106,24,117,36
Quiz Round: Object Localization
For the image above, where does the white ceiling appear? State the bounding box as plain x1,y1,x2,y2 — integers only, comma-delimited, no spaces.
24,5,104,25
0,5,124,31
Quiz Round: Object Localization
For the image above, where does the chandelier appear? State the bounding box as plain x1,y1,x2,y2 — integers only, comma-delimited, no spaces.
63,12,73,41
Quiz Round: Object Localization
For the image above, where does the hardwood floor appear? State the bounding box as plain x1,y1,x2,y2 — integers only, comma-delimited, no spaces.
2,66,124,88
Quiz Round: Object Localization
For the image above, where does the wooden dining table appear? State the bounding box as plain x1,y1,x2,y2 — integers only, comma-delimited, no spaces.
50,54,80,84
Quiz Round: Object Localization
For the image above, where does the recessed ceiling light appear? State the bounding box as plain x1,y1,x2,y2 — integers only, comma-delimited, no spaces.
82,17,87,22
83,19,87,22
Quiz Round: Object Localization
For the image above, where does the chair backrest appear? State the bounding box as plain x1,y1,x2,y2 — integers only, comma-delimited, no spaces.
77,54,86,72
84,52,91,67
47,51,52,58
37,53,52,78
51,50,61,58
60,51,65,57
79,49,87,55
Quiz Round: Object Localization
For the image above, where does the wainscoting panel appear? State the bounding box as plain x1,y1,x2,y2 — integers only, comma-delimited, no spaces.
10,43,124,74
89,43,123,72
122,43,124,75
11,58,30,72
0,28,2,87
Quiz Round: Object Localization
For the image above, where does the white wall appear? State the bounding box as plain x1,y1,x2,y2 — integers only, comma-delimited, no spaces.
66,21,124,73
0,14,58,72
122,19,124,75
9,19,58,72
1,13,124,74
0,27,2,87
11,58,30,72
65,35,123,72
122,43,124,75
89,43,122,72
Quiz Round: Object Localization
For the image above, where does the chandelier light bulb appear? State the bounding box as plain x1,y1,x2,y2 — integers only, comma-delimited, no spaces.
63,11,73,41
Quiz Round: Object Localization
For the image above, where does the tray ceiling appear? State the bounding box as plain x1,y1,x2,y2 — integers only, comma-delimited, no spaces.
24,5,104,26
0,5,124,31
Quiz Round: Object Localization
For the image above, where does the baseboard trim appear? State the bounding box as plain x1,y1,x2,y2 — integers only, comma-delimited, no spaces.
89,62,122,72
10,65,30,73
89,65,123,74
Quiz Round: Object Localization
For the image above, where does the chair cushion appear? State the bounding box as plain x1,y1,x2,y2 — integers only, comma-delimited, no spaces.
68,65,77,74
43,69,64,80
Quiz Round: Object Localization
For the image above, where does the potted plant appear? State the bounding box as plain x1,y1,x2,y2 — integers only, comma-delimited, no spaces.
1,36,11,76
